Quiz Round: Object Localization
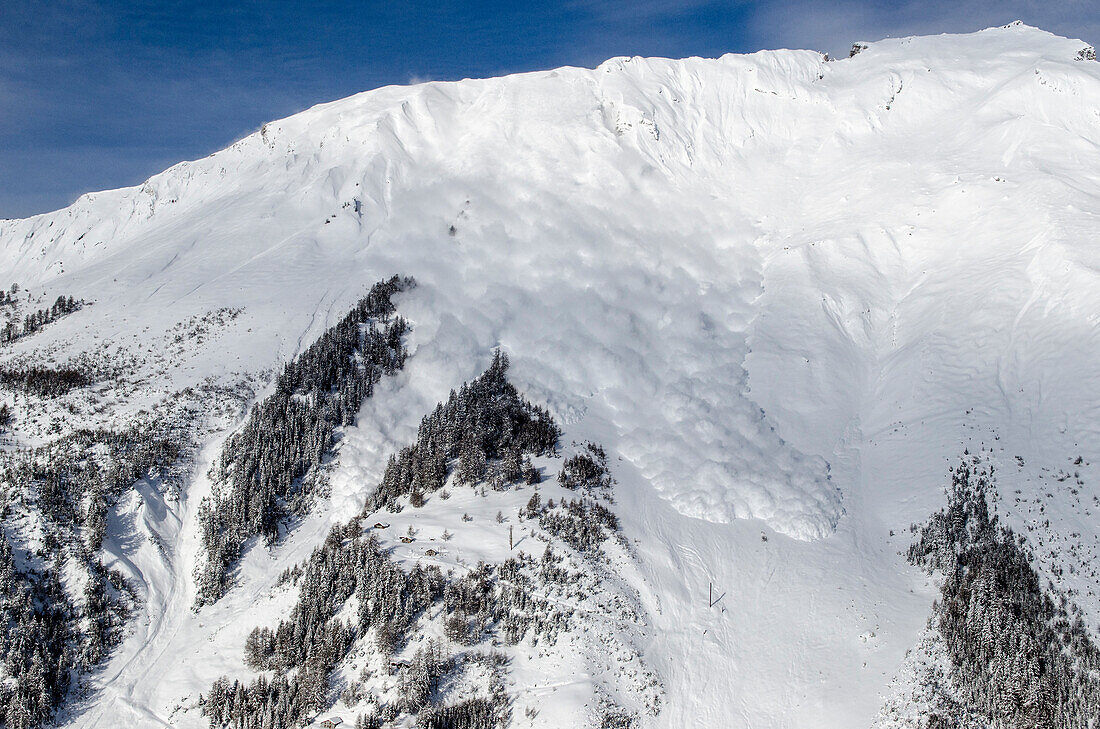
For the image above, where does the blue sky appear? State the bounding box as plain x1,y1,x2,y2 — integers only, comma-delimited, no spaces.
2,1,1097,218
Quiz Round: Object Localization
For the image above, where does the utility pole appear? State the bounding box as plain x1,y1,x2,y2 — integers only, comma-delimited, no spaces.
509,524,514,551
709,582,713,608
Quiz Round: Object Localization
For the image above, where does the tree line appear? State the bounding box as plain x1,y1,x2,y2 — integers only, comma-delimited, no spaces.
0,363,91,398
0,295,82,346
909,456,1100,728
194,276,415,606
203,354,629,729
0,424,181,728
367,349,559,513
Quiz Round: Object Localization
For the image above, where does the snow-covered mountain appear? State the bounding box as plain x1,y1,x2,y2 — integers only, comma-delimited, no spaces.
1,21,1099,729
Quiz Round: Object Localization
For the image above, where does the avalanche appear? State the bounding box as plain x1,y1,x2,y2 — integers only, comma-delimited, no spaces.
0,20,1097,729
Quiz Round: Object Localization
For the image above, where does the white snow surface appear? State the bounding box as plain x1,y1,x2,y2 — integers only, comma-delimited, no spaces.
3,22,1100,728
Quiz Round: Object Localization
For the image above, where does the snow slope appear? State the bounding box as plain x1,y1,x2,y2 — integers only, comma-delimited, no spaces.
1,21,1100,728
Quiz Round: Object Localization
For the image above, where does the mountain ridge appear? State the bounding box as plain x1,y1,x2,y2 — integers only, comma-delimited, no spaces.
0,22,1098,728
